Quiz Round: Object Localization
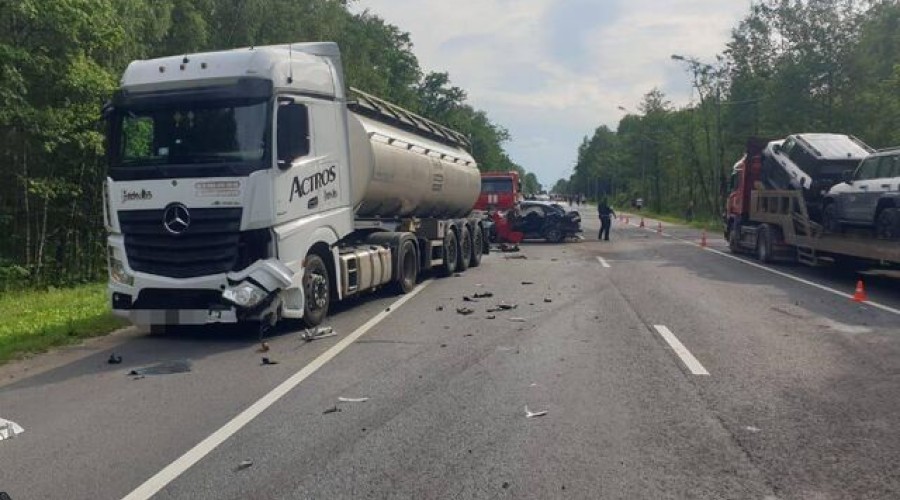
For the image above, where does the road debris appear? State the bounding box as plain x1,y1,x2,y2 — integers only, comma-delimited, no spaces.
486,315,496,320
436,305,444,311
744,426,761,433
237,460,253,470
497,303,517,310
301,326,337,342
338,397,369,403
525,406,548,418
508,317,527,322
261,357,279,366
463,296,479,302
544,298,552,303
128,359,192,376
504,255,528,260
0,418,24,440
521,281,534,285
323,406,342,415
456,307,474,315
107,353,123,364
498,243,520,252
473,292,493,298
256,342,270,353
502,482,511,489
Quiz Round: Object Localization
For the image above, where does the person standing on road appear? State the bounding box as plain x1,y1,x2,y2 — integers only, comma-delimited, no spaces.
598,201,616,241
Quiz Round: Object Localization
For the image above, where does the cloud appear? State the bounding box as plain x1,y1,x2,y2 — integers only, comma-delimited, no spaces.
352,0,747,187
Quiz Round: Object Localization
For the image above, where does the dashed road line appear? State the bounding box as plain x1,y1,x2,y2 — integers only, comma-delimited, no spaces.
652,325,710,376
121,280,433,500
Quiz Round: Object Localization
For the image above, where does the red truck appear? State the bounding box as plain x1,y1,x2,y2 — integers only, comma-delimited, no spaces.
475,171,521,211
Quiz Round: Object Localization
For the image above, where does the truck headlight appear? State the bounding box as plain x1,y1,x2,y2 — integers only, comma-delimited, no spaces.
109,256,134,286
222,282,268,309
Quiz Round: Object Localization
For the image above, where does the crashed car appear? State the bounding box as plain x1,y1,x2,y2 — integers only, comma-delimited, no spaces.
511,201,582,242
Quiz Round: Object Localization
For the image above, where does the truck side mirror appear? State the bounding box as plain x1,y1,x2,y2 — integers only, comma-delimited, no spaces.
277,102,310,169
842,170,853,184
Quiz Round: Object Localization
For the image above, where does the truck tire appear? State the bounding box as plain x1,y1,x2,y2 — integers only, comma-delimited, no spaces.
876,208,898,239
441,229,459,276
394,239,418,294
302,254,330,327
457,225,472,272
469,223,484,268
756,225,773,263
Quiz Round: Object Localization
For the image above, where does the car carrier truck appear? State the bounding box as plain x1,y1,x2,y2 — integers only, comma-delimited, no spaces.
725,138,900,267
103,42,488,329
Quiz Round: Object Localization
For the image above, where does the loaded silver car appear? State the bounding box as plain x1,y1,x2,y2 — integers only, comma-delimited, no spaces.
823,147,900,238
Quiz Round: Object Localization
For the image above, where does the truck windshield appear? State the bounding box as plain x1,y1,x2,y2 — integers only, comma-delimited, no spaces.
481,178,513,193
114,100,268,169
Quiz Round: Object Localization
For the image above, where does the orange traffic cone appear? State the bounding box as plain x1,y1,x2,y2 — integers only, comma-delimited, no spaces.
657,221,663,234
700,230,707,248
639,217,645,228
852,280,868,303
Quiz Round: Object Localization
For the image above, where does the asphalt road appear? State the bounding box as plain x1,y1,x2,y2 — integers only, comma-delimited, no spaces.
2,207,900,499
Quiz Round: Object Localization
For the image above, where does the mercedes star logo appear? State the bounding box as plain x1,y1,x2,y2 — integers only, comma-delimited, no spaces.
163,203,191,235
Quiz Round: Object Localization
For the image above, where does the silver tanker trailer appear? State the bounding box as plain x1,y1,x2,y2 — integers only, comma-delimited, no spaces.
103,42,488,329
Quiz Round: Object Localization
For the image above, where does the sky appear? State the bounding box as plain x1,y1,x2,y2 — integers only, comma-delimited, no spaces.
351,0,750,189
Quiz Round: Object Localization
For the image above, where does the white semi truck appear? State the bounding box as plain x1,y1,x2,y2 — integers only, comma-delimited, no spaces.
103,42,488,329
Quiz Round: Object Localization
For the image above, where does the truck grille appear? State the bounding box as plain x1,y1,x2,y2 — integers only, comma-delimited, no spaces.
119,208,243,278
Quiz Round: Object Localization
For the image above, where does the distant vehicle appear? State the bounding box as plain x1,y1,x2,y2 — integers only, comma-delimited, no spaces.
512,201,582,243
724,138,900,267
475,171,521,211
535,193,551,201
762,133,872,219
823,147,900,238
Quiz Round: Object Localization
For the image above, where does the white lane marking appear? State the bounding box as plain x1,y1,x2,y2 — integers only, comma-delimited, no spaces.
621,216,900,317
596,256,611,268
121,281,432,500
653,325,710,376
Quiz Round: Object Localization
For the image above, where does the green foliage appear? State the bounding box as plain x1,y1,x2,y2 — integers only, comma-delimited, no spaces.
566,0,900,217
0,0,533,288
0,282,127,363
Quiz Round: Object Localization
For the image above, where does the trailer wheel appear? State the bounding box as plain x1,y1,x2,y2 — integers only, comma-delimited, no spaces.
457,225,472,272
441,229,459,276
469,224,484,268
302,254,330,327
756,225,772,263
395,239,418,294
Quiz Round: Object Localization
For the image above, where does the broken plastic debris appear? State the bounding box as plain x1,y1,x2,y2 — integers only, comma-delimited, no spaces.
473,292,493,298
463,296,478,302
338,397,369,403
128,359,192,376
261,357,278,365
107,353,123,364
497,304,517,310
237,460,253,470
525,406,548,418
323,406,342,415
508,317,527,322
301,326,337,342
0,418,24,440
456,307,474,315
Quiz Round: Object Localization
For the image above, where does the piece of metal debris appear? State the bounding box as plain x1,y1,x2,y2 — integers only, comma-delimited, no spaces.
473,292,494,299
463,296,478,302
521,281,534,285
338,397,369,403
128,359,192,376
301,326,337,342
261,357,279,365
504,255,528,260
107,354,123,365
525,406,548,418
323,406,342,415
456,307,474,315
237,460,253,470
0,418,24,440
497,304,517,310
486,315,496,320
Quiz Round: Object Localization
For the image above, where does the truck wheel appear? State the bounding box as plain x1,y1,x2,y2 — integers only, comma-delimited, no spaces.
876,208,897,239
302,254,330,327
394,239,418,294
544,227,563,243
756,225,772,263
469,224,484,268
441,229,459,276
457,226,472,272
822,203,840,234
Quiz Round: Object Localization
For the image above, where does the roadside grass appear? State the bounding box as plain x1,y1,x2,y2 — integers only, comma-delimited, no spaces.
621,209,723,233
0,283,128,364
